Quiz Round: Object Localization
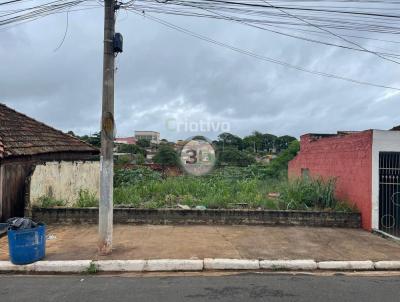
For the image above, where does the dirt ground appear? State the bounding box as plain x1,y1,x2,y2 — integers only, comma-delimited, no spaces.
1,225,399,261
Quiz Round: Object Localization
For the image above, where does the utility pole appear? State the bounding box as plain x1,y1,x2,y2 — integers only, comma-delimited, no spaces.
98,0,115,255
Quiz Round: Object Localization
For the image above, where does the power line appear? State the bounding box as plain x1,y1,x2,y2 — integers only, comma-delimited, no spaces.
178,2,400,59
0,0,99,27
133,0,400,36
259,0,400,64
126,8,400,91
53,10,69,51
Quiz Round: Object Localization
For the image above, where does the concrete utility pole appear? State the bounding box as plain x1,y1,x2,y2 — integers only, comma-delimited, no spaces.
98,0,115,255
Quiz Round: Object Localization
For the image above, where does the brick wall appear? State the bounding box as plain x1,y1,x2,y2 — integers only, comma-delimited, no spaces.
288,131,373,230
31,208,361,228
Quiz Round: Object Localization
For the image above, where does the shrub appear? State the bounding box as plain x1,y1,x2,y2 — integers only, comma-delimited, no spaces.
279,177,338,210
114,167,162,187
153,145,179,166
262,140,300,178
217,148,256,167
116,154,132,165
75,189,98,207
37,195,66,208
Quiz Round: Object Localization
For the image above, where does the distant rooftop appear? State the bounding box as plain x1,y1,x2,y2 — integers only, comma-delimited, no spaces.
115,137,137,144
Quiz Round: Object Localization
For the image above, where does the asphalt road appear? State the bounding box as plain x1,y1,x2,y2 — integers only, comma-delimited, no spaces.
1,273,400,302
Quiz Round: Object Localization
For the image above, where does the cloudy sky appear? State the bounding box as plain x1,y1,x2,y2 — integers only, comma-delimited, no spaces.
1,1,399,141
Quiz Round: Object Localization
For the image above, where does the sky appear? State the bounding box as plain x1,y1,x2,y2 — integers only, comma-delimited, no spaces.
1,1,400,142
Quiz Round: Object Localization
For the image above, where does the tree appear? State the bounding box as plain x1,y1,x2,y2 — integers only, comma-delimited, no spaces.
218,148,256,167
243,131,264,152
275,135,297,153
153,145,179,166
217,132,244,150
117,143,145,156
266,140,300,177
137,138,151,148
78,132,101,148
262,133,278,152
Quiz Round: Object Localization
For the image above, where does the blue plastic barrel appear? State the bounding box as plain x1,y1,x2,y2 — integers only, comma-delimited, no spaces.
8,224,46,265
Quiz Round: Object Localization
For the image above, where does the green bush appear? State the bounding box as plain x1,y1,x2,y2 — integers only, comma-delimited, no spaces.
75,189,98,207
279,177,351,210
217,148,256,167
37,195,66,208
153,145,179,166
114,167,162,187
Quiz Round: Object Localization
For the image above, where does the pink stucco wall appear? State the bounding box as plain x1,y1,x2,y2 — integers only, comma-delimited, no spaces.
288,131,373,230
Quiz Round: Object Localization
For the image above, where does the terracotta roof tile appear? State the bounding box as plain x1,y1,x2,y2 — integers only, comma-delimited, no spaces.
0,103,99,158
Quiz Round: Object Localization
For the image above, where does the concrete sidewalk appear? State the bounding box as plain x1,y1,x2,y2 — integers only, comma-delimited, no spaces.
1,225,399,261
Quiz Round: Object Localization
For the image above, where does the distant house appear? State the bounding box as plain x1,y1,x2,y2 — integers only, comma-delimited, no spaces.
114,136,137,145
289,129,400,237
0,103,99,221
135,131,160,145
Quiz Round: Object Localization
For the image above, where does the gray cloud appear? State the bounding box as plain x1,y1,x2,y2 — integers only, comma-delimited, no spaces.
1,6,399,142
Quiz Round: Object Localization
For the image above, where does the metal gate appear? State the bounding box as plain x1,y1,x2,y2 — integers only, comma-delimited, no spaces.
379,152,400,237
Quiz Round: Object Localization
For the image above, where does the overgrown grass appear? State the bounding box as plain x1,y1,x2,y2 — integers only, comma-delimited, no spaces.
113,170,355,212
36,195,66,207
279,177,354,211
114,176,282,209
36,189,99,208
36,165,355,212
75,189,99,207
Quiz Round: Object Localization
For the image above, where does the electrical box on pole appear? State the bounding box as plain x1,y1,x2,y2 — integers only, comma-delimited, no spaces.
113,33,123,53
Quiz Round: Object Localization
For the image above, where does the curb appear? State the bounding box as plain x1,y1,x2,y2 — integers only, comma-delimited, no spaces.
96,260,146,272
260,260,317,270
1,259,400,273
374,261,400,270
318,261,374,271
204,258,259,270
144,259,203,272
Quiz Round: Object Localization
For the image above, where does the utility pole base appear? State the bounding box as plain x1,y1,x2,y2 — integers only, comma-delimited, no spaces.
98,241,113,255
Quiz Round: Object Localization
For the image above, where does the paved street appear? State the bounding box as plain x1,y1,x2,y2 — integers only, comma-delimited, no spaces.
1,273,400,301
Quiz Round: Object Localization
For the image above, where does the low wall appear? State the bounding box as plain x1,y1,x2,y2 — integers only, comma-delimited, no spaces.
32,208,361,228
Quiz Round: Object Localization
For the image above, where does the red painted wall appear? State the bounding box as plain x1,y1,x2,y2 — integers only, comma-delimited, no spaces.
288,131,373,230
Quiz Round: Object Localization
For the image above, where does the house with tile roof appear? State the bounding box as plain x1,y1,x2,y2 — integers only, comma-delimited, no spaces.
0,103,99,221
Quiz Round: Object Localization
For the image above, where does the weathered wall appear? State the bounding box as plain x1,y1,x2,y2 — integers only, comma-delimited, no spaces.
288,131,373,230
32,208,361,228
29,161,100,207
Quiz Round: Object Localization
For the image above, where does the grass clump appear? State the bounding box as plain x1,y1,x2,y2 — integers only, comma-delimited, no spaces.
86,261,98,274
37,195,66,208
280,177,353,211
75,189,99,207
